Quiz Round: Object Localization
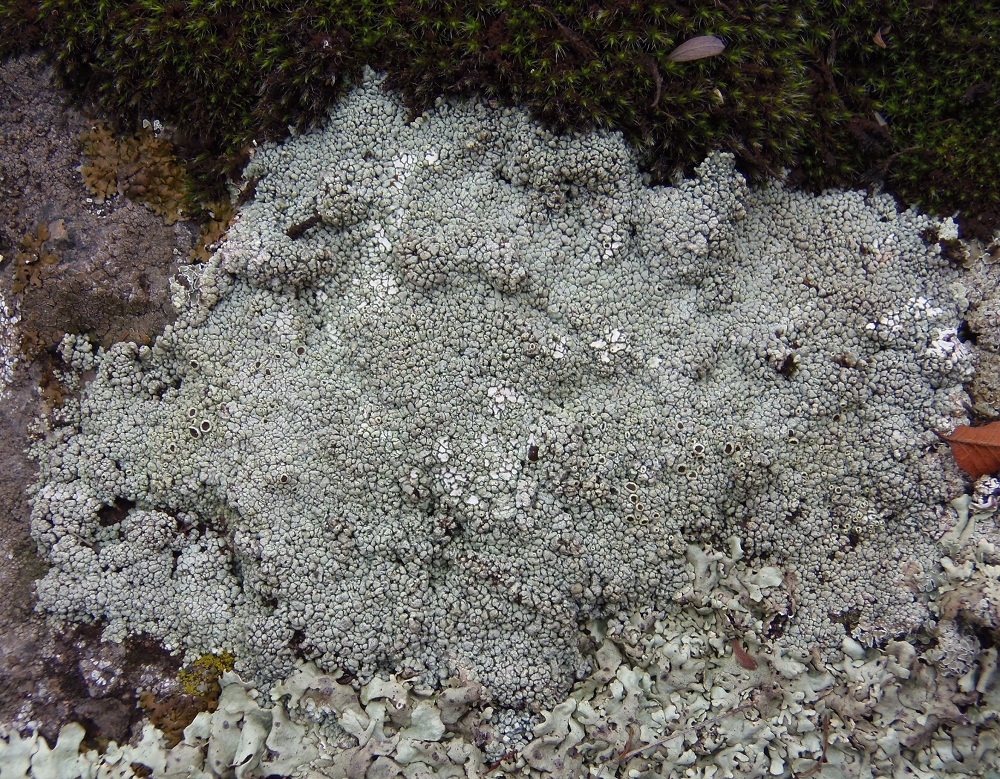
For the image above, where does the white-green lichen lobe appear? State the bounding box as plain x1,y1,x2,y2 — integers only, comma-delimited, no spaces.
30,71,971,709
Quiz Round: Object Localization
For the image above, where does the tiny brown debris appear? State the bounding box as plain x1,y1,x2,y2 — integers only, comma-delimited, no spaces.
873,24,890,49
286,211,322,239
530,3,596,59
607,692,762,763
485,750,519,774
795,711,831,778
731,638,758,670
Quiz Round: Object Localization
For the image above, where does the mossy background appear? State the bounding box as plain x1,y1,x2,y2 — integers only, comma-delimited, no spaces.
1,0,997,236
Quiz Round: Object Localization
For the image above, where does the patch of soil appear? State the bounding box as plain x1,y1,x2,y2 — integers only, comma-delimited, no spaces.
1,55,193,352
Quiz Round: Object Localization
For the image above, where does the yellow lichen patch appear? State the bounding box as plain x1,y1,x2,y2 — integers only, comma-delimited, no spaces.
178,650,235,697
138,651,235,748
11,221,59,295
79,123,190,224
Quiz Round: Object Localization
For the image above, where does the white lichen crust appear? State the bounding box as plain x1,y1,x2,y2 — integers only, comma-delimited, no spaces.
30,71,971,710
0,289,19,400
5,554,998,779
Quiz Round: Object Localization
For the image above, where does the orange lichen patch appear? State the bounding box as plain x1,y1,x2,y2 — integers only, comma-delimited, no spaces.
190,198,236,264
11,221,60,295
11,221,62,359
18,330,43,359
137,690,208,749
79,123,190,224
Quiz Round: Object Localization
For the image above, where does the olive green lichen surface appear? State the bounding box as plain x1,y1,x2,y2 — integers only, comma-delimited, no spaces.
29,74,973,713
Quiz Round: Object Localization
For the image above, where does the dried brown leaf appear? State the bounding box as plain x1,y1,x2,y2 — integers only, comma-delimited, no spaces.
937,421,1000,478
731,638,758,670
873,24,891,49
667,35,726,63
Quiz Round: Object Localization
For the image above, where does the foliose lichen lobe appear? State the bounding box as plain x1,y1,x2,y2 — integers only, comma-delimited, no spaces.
30,70,971,709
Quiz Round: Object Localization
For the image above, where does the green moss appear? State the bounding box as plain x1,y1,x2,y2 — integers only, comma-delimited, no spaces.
791,1,999,237
1,1,996,233
876,4,999,237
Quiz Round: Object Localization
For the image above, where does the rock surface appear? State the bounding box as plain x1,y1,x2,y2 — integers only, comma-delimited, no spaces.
0,54,192,743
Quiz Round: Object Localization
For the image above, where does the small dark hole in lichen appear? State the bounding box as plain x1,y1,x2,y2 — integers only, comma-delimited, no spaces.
958,319,979,346
832,608,862,635
777,354,798,379
97,498,136,527
765,613,788,640
939,238,966,264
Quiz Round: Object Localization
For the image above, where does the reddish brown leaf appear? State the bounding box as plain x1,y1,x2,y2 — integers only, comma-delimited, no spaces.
873,24,891,49
731,638,758,670
937,421,1000,478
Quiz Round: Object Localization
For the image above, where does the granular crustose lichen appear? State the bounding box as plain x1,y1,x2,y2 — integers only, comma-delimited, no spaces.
29,71,972,710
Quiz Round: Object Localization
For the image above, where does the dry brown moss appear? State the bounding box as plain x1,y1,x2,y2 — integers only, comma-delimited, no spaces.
11,220,59,295
189,199,236,265
79,123,189,224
